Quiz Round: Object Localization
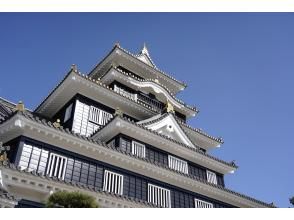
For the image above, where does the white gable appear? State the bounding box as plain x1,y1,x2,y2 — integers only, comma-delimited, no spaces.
137,54,154,67
141,114,195,148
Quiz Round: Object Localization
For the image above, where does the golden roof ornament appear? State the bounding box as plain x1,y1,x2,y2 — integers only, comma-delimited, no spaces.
16,101,25,112
166,101,174,113
53,119,61,128
0,142,10,164
114,107,123,117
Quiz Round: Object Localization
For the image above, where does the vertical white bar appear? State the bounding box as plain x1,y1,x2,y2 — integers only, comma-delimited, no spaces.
120,175,124,195
53,156,59,177
103,171,108,191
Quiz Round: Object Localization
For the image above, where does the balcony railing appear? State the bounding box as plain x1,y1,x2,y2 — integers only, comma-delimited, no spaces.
114,85,137,101
113,85,164,113
137,93,164,113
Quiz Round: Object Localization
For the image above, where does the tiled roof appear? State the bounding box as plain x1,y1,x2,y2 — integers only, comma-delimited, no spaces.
116,44,187,87
0,110,274,207
93,115,237,169
0,162,156,208
142,112,223,144
0,188,18,203
108,66,198,112
89,44,187,89
35,69,161,114
0,97,16,122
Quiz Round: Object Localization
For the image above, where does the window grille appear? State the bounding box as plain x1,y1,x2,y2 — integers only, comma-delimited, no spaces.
131,141,145,158
206,170,218,185
46,153,68,180
194,198,213,208
103,170,124,195
88,106,113,126
168,155,188,174
148,183,171,208
114,85,137,101
64,103,73,123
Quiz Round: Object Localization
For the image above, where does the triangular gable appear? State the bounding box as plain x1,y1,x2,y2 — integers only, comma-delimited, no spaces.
138,114,196,148
136,54,155,67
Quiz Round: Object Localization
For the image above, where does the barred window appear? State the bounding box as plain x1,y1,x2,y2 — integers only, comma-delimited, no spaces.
131,141,145,158
168,155,188,174
103,170,124,195
206,170,217,185
46,153,68,180
88,106,113,126
194,198,213,208
148,183,171,208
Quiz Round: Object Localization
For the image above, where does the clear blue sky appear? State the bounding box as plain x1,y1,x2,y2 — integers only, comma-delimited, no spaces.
0,13,293,207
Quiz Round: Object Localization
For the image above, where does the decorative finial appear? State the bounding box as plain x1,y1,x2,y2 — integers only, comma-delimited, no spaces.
53,119,61,128
16,101,25,112
165,101,174,114
114,107,123,117
114,42,120,47
230,160,236,166
141,42,150,56
71,64,78,72
0,142,10,165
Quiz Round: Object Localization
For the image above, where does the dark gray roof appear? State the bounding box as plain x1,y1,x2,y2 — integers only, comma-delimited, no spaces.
139,112,223,144
89,44,187,88
106,66,198,112
94,114,237,169
0,187,18,203
0,97,16,122
0,110,274,208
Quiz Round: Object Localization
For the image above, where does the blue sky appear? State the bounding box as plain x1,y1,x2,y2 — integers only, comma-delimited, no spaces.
0,13,293,207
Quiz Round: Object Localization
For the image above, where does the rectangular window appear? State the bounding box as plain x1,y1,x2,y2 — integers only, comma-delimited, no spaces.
64,103,73,123
148,183,171,208
131,141,145,158
19,144,49,173
46,153,68,180
206,170,218,185
88,106,113,126
103,170,124,195
194,198,213,208
168,155,188,174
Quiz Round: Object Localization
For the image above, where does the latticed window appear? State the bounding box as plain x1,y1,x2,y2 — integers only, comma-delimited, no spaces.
148,183,171,208
206,170,218,184
131,141,145,158
103,170,124,195
88,106,113,126
168,155,189,174
46,153,68,180
194,198,213,208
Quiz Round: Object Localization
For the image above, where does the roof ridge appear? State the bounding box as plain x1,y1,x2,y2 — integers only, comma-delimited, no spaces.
93,114,237,169
177,119,224,144
0,113,275,207
112,66,198,112
115,44,187,87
